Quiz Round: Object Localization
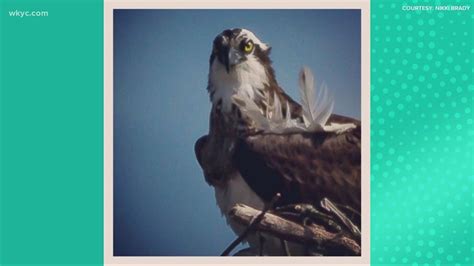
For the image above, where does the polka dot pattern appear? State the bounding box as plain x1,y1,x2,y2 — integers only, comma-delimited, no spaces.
371,0,473,265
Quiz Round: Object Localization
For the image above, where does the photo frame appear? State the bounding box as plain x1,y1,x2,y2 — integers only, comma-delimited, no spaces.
104,0,370,264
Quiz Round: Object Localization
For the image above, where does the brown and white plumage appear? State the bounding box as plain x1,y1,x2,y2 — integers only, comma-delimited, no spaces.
195,28,360,255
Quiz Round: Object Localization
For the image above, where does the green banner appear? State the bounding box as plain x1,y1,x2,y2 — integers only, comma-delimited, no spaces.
0,0,103,265
371,0,473,265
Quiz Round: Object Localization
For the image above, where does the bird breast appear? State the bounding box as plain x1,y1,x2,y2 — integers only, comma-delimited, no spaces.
214,172,264,217
214,173,305,255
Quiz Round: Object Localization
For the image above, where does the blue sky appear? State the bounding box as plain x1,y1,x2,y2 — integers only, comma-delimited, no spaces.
113,9,360,256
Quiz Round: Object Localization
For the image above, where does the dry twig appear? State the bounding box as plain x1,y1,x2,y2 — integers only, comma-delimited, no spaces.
228,201,361,256
220,193,282,256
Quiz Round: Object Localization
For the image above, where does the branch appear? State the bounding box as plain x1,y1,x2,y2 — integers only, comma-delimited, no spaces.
220,193,281,256
228,204,361,256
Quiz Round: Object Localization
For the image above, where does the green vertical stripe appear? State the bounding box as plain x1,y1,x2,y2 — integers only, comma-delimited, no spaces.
0,0,103,265
371,0,473,265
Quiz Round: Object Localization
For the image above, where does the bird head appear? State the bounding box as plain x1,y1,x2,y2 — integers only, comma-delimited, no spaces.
208,28,276,112
209,28,271,73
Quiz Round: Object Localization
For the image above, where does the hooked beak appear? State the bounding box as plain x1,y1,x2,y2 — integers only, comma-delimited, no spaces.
219,46,244,73
227,47,243,73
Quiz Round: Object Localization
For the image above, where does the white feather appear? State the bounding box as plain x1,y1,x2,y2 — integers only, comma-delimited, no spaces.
299,66,334,130
273,92,283,121
323,122,357,134
233,67,356,134
234,91,307,134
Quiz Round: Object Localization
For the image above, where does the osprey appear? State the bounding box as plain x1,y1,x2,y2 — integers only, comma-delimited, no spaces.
195,28,361,255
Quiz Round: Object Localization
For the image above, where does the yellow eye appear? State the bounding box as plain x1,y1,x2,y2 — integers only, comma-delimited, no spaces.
243,41,253,53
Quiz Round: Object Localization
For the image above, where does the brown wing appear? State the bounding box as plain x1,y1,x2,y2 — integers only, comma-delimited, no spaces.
233,122,361,212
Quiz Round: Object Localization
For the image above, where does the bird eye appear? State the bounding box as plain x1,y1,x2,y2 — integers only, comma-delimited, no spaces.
243,41,254,53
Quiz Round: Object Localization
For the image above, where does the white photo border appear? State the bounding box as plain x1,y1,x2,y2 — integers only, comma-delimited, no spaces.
104,0,370,264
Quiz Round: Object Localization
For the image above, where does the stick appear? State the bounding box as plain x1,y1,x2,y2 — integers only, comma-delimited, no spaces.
229,204,361,255
220,193,281,256
320,198,361,238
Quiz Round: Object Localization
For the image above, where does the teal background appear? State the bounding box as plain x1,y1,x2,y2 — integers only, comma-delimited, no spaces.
0,0,472,265
0,0,103,265
371,0,473,265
